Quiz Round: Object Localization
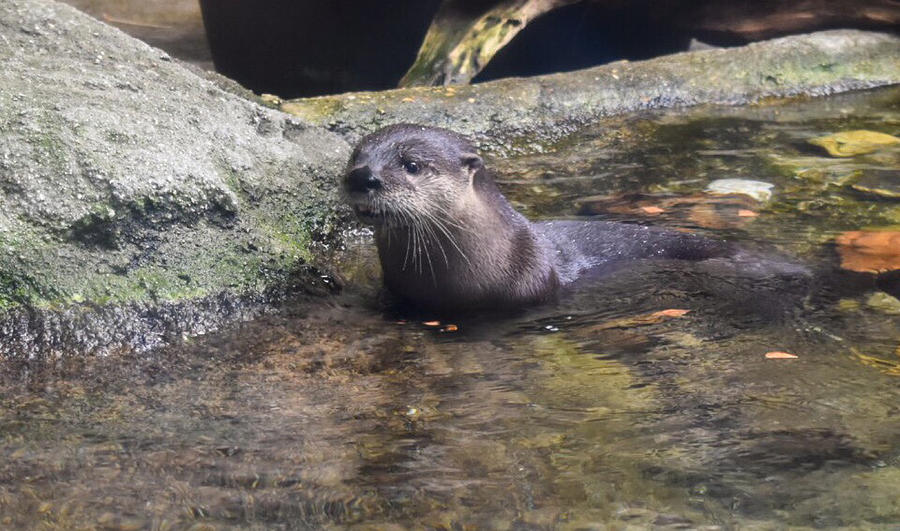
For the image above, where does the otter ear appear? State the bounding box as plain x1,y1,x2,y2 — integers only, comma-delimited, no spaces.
460,153,483,181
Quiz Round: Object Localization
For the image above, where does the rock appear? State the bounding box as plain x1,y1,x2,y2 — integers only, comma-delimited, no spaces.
836,298,861,312
808,130,900,157
705,179,774,202
866,292,900,315
58,0,211,69
675,0,900,43
0,0,351,357
850,171,900,199
280,30,900,150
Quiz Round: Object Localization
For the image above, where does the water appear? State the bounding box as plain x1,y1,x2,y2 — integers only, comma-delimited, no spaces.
2,88,899,529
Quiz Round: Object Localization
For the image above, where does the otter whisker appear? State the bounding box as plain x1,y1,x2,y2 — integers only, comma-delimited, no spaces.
402,206,424,275
425,203,477,265
401,210,414,271
417,216,447,278
431,204,477,234
435,218,469,265
422,219,449,267
412,214,424,274
396,198,452,275
422,208,471,266
417,220,437,283
417,222,429,277
421,213,457,268
409,212,422,274
411,216,421,274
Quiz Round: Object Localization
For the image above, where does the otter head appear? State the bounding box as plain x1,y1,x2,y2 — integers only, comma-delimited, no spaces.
343,124,483,228
343,124,557,311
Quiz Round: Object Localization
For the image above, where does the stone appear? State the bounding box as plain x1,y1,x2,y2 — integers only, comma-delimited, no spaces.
809,130,900,157
0,0,350,357
705,179,774,202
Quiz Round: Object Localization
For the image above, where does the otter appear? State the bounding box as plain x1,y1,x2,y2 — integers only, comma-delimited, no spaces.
343,124,751,313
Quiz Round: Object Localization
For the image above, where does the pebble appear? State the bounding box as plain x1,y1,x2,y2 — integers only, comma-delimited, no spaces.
809,130,900,157
705,178,774,202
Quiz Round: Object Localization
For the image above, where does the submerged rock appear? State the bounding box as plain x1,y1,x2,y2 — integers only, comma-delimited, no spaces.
705,178,775,202
850,171,900,199
866,292,900,315
808,130,900,157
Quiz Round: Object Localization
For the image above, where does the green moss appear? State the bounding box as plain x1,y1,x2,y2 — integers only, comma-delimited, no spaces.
0,212,310,312
530,334,655,411
0,269,55,309
264,224,312,261
23,123,73,178
0,165,337,315
0,227,55,309
280,96,346,125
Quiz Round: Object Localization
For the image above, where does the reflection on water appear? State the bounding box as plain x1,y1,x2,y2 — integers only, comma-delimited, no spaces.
2,88,899,529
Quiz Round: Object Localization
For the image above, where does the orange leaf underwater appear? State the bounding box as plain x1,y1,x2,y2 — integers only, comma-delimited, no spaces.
765,351,798,359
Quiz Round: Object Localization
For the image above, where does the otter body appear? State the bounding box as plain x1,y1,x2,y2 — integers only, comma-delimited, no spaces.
343,124,741,312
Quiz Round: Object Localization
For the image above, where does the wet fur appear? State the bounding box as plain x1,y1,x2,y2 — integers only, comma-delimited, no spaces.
344,124,802,313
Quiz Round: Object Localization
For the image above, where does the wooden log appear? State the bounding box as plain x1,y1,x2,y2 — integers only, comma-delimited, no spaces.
399,0,580,87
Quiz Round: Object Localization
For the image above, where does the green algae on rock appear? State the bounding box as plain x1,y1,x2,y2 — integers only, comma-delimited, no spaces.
0,0,351,357
280,30,900,152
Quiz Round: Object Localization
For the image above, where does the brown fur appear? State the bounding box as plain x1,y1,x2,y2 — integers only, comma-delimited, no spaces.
343,124,740,313
344,124,558,312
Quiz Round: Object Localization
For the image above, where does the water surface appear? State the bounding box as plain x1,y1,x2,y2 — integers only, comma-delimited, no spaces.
1,87,899,529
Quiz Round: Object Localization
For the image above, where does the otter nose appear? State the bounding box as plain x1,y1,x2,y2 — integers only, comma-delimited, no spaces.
346,166,382,193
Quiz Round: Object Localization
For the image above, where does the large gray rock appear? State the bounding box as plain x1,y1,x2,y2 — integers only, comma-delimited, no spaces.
0,0,351,357
281,29,900,152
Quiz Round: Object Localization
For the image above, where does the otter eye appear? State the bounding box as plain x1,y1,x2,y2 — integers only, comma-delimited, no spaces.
401,158,419,174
